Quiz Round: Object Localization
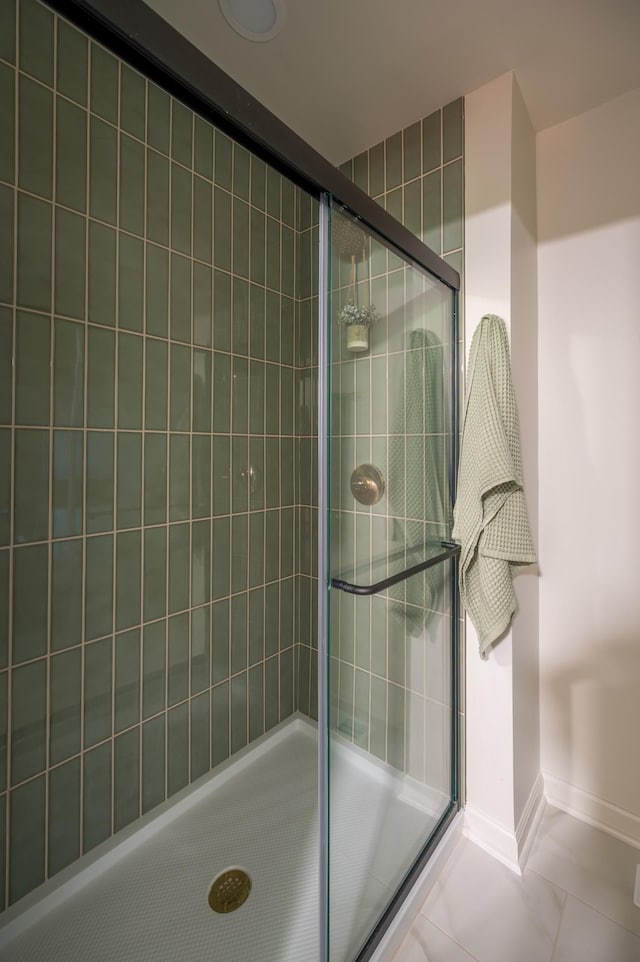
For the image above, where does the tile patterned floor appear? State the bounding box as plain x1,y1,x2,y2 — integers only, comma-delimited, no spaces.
394,806,640,962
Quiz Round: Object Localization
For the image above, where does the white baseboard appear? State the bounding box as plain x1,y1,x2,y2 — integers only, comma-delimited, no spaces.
543,772,640,850
463,805,522,873
464,771,546,874
516,771,546,867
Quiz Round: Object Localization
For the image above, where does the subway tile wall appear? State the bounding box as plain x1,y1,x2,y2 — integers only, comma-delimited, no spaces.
330,102,464,790
339,99,464,284
0,0,317,909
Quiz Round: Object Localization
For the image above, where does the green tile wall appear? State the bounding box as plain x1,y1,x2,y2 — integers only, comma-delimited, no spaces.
0,0,318,910
339,99,464,275
329,103,464,785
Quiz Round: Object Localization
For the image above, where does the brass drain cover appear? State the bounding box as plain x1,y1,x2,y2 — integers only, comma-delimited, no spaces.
208,868,252,914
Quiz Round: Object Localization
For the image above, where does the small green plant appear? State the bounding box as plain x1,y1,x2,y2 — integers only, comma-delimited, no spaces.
337,303,380,327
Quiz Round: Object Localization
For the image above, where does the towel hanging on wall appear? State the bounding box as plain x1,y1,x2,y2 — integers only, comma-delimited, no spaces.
452,314,536,658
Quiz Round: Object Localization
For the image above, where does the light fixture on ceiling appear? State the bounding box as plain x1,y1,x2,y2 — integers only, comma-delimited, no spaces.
218,0,285,42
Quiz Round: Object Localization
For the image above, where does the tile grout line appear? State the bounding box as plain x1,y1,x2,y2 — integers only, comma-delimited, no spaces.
137,61,149,824
255,152,267,735
4,664,259,794
226,172,234,762
0,421,448,437
77,24,92,864
4,0,20,912
208,145,215,773
186,101,195,789
1,567,311,660
42,7,59,886
109,44,123,842
240,147,250,744
415,914,483,962
199,170,215,765
548,887,569,962
224,581,231,762
440,107,445,258
526,862,640,944
162,92,173,804
383,256,391,766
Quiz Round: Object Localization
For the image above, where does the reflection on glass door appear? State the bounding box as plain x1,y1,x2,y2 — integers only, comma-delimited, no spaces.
326,204,459,961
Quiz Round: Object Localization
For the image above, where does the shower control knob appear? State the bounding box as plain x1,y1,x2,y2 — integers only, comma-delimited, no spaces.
350,464,385,506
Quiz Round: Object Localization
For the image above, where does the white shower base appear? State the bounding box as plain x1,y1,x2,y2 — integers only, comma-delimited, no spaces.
0,717,444,962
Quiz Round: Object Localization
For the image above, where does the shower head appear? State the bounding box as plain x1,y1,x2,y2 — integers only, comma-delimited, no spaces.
333,214,366,258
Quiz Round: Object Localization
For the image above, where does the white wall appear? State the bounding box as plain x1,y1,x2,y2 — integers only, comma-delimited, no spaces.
537,89,640,839
464,73,541,868
510,79,540,825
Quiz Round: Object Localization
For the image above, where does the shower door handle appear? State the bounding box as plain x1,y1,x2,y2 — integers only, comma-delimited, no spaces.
331,542,460,597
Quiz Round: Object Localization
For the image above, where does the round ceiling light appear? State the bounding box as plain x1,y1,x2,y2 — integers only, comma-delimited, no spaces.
218,0,285,42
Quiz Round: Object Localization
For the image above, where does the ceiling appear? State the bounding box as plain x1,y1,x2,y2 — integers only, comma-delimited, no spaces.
142,0,640,165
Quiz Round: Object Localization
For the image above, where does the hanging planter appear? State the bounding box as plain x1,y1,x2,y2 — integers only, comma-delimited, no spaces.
346,323,369,352
338,304,380,353
337,246,380,353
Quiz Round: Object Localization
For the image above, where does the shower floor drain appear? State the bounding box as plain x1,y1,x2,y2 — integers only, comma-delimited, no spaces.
208,868,252,914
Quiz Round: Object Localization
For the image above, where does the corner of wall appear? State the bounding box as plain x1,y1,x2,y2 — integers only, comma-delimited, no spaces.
463,69,542,863
464,71,514,335
537,88,640,836
509,75,541,828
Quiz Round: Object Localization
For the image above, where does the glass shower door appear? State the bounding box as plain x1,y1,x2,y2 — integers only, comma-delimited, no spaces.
325,204,459,962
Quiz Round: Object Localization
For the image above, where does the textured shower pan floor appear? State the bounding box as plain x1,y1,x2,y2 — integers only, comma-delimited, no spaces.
0,717,443,962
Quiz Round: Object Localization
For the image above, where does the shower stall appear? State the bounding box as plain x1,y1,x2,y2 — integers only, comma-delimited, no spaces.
0,0,461,959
